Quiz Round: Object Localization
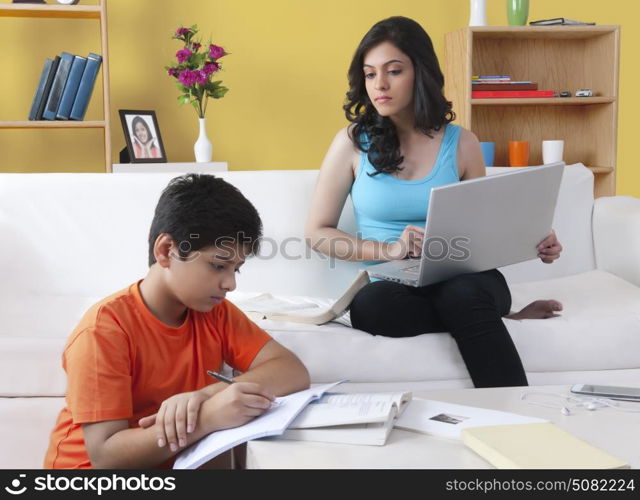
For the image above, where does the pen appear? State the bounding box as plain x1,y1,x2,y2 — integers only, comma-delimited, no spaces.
207,370,234,384
207,370,282,408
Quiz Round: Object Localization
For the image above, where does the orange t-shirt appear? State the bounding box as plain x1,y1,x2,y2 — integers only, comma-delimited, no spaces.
44,281,271,469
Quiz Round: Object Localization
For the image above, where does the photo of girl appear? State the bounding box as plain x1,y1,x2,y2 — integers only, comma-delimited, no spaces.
131,116,160,159
119,110,167,163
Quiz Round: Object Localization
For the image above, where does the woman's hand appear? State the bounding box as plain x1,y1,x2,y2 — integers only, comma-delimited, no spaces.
537,229,562,264
138,389,210,452
386,225,425,260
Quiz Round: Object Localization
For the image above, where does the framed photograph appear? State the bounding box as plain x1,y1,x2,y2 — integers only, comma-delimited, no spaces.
119,109,167,163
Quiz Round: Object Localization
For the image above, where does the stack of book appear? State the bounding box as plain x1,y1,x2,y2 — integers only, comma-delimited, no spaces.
28,52,103,121
472,75,553,98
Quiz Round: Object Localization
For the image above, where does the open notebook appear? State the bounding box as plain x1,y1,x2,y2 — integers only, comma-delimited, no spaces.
280,391,412,446
173,381,345,469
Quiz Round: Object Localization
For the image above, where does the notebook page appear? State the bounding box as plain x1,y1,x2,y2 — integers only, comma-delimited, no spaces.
174,381,344,469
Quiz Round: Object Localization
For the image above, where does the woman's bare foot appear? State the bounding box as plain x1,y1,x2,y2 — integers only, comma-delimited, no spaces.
505,300,563,320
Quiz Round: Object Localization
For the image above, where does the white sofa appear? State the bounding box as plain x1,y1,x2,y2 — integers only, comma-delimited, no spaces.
1,163,639,469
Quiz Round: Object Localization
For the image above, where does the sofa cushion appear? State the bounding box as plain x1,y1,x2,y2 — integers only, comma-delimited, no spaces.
233,270,640,383
0,397,66,469
4,270,638,395
507,270,640,372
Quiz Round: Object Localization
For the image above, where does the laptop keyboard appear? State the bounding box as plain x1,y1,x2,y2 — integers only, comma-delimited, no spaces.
402,265,420,275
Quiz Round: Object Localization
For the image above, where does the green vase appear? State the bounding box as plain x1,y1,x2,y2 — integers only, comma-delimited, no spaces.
507,0,529,26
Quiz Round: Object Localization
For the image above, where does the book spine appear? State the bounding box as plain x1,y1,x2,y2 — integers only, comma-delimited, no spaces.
34,56,60,121
28,58,53,121
472,90,554,98
55,55,87,120
42,52,74,121
472,83,539,91
473,75,510,80
70,53,103,121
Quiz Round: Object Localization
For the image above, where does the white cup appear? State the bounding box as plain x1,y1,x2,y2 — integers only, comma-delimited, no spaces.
542,140,564,164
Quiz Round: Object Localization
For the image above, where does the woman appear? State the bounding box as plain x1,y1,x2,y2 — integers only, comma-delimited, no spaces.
305,16,563,388
131,116,161,159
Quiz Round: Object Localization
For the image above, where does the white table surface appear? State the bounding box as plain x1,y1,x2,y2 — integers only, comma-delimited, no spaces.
246,384,640,469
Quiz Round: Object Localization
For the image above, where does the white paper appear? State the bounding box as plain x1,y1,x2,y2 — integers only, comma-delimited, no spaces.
289,392,410,428
395,398,546,439
173,381,344,469
233,293,321,313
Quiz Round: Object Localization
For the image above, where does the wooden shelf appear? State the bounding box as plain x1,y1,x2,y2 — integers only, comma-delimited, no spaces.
587,166,615,175
1,0,111,171
0,4,100,19
472,97,615,106
0,120,106,129
445,25,620,198
469,25,619,40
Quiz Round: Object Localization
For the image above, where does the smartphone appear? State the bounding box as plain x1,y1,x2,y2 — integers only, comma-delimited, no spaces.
570,384,640,402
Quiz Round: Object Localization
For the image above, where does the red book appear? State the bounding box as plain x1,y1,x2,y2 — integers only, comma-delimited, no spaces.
472,90,555,98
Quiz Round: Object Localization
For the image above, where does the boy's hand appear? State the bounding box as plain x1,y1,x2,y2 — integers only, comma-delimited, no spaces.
208,382,275,430
138,389,210,452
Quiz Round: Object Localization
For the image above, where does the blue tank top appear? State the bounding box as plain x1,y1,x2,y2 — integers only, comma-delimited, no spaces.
350,123,462,247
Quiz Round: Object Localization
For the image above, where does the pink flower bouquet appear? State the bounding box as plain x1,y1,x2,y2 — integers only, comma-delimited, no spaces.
166,25,229,118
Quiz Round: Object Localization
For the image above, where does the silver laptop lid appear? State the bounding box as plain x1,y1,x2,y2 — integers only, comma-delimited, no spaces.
415,162,564,286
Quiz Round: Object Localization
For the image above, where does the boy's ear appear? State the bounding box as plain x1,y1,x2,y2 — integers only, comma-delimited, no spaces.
154,233,176,268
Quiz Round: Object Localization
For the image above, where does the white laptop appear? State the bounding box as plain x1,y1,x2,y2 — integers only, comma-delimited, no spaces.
366,162,564,287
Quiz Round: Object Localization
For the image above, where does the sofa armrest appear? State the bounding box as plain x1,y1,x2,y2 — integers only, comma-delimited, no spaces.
593,195,640,286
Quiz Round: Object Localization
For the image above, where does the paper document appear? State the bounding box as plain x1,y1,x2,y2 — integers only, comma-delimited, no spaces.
280,391,412,446
235,294,321,314
173,381,345,469
290,392,411,428
233,270,369,325
395,398,546,439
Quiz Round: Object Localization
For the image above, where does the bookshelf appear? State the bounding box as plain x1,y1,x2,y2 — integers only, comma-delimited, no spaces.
444,26,620,197
0,0,111,172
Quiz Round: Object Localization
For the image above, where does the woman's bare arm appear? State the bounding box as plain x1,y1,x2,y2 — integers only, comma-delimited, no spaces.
305,128,398,261
457,128,485,180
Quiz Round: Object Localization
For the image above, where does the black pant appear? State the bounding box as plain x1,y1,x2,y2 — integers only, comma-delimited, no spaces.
349,269,528,388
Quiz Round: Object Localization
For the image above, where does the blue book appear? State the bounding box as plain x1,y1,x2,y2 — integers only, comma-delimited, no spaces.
55,54,87,120
70,53,103,121
28,56,59,121
42,52,74,121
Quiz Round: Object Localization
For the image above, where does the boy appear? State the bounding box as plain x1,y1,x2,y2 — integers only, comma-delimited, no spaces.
44,174,310,468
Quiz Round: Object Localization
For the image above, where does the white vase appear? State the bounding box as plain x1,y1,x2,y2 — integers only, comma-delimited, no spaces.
194,117,212,163
469,0,488,26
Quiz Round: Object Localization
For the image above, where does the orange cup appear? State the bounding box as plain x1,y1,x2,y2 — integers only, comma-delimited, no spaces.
508,140,530,167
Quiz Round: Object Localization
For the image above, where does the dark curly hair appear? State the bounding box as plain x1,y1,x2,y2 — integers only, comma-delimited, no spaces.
343,16,455,175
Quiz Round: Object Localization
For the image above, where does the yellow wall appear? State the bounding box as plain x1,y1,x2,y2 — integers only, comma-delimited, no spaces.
1,0,638,195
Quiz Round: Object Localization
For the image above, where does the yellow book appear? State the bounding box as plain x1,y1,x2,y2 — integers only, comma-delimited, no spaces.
461,422,629,469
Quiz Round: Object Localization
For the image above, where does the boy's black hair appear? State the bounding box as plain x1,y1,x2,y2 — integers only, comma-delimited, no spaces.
147,174,262,266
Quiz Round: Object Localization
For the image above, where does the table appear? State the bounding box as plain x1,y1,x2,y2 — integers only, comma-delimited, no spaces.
246,384,640,469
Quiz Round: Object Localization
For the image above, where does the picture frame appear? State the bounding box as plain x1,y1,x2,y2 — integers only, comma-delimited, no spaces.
118,109,167,163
